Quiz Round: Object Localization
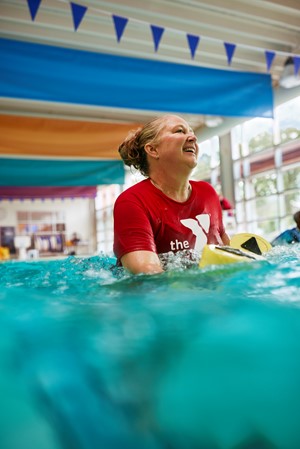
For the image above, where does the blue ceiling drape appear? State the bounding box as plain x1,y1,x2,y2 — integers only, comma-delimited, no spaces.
0,36,274,187
0,37,274,119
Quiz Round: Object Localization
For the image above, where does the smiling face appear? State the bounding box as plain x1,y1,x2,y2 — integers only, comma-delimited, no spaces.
154,115,199,171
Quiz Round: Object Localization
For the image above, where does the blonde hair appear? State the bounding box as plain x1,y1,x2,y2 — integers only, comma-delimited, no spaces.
118,116,167,177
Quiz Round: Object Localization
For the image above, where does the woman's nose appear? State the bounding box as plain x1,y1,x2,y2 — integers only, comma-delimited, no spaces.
187,133,197,142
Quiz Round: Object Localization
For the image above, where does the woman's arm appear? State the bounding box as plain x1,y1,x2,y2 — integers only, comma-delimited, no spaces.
121,250,164,274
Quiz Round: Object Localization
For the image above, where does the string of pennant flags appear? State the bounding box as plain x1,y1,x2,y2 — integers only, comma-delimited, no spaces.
27,0,300,75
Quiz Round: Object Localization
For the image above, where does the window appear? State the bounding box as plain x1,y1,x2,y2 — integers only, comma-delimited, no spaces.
192,136,220,185
241,118,274,155
277,96,300,144
231,96,300,240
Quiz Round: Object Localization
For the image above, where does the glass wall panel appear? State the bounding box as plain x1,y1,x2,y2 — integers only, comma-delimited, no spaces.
231,97,300,239
234,179,245,202
277,96,300,143
283,166,300,190
251,172,277,197
235,202,245,225
241,118,274,154
231,125,243,160
193,137,220,181
251,194,278,220
283,191,300,217
257,218,278,237
279,213,295,231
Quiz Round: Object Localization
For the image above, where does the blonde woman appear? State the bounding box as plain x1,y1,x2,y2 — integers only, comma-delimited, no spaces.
114,114,230,274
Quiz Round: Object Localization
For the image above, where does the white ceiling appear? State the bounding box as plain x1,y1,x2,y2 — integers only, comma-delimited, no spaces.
1,0,300,135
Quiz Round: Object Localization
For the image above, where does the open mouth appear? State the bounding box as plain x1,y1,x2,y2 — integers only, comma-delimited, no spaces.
183,147,196,154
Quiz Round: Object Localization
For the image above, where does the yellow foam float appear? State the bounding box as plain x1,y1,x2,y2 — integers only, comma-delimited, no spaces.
199,233,272,268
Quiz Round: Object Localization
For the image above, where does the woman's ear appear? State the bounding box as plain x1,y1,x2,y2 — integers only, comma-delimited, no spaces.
144,143,159,159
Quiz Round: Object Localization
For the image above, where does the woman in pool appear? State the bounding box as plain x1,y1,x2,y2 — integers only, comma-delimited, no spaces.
113,114,230,274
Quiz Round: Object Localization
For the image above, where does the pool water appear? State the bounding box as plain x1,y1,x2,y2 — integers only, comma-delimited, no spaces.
0,246,300,449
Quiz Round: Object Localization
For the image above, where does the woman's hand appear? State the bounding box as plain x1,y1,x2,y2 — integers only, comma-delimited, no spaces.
221,231,231,246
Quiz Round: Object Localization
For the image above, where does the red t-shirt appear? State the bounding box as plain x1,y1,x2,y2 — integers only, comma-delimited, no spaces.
113,179,225,263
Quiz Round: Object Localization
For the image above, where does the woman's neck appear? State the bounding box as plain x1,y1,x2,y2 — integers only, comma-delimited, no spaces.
149,177,192,202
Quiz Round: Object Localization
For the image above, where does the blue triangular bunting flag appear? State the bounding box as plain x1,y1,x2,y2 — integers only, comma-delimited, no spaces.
70,2,87,31
293,56,300,75
187,34,200,59
150,25,165,52
224,42,236,65
265,50,276,72
26,0,42,21
112,15,128,42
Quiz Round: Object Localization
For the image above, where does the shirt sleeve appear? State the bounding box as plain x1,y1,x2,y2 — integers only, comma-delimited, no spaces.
113,196,157,260
221,197,233,210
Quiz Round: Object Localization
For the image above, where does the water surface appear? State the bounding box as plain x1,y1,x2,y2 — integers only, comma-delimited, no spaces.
0,246,300,449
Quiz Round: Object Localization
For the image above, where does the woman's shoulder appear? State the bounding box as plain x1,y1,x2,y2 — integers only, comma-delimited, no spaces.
115,179,151,202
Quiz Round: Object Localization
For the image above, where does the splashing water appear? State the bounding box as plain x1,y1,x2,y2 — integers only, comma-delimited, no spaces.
0,246,300,449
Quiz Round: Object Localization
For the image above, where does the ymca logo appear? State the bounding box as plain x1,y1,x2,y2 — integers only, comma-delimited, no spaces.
180,214,210,253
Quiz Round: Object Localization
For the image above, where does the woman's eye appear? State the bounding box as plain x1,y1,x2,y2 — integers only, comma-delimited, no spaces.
176,129,185,133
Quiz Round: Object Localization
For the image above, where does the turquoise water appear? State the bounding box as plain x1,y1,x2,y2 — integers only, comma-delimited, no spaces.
0,246,300,449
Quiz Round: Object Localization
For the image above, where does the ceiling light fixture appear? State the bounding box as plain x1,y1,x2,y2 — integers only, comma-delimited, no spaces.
279,57,300,89
204,115,224,128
